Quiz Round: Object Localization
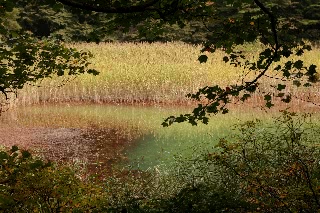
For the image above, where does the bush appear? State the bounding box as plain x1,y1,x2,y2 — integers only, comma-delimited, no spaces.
209,111,320,212
0,146,106,212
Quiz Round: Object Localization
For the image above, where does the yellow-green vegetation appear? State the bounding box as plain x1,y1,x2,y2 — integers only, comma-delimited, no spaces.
16,42,239,104
12,42,320,107
5,42,237,104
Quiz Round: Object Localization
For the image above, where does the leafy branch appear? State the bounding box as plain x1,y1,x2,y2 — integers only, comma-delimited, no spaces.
162,0,318,126
0,34,99,108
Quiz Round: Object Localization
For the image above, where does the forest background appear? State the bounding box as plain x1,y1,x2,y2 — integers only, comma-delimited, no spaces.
8,0,320,44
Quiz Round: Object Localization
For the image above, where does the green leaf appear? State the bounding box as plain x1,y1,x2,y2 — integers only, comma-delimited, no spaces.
277,84,286,91
57,69,64,76
293,60,303,70
282,48,293,58
240,93,251,101
22,150,31,159
245,84,257,93
0,194,15,208
264,94,272,101
222,108,229,114
265,101,274,108
281,95,292,103
161,122,169,127
274,65,281,71
307,64,317,76
296,49,304,56
30,160,44,169
87,69,100,76
198,55,208,63
52,3,63,12
283,69,290,78
0,151,8,161
3,1,14,12
202,116,210,123
10,146,18,153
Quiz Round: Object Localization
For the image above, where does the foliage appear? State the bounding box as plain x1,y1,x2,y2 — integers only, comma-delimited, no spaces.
160,0,319,126
0,0,99,109
98,164,251,212
6,0,319,45
208,111,320,212
17,0,110,42
7,1,319,44
0,34,98,99
0,146,106,212
0,8,21,32
18,2,74,38
1,1,320,211
139,111,320,212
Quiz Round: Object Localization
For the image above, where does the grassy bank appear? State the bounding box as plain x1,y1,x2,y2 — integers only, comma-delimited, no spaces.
12,42,320,107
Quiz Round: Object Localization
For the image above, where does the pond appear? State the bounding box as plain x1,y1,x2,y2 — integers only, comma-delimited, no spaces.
0,103,274,172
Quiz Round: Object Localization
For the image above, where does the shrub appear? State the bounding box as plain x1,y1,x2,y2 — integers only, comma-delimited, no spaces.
210,111,320,212
0,146,106,212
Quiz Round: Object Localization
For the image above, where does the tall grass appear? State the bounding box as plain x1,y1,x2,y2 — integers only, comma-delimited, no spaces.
8,42,247,105
10,42,320,110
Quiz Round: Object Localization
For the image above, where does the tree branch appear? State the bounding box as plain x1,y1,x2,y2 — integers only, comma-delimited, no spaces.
253,0,279,50
163,0,282,126
230,0,279,95
213,0,280,105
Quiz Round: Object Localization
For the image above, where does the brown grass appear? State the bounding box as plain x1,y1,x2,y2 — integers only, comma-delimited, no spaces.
7,42,320,111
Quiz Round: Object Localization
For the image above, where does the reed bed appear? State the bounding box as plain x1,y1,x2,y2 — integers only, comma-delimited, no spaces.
12,42,320,109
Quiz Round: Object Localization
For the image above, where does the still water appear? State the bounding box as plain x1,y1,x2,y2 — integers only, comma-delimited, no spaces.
0,104,271,170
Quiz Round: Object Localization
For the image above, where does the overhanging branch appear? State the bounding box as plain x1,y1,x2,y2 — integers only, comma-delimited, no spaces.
163,0,281,126
202,0,280,112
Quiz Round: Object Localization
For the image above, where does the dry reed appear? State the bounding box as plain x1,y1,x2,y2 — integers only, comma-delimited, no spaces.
12,42,320,110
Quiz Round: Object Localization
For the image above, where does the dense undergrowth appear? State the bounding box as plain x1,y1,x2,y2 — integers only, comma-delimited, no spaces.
1,111,320,212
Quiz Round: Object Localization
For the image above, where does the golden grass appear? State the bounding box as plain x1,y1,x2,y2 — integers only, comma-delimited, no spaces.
13,42,320,108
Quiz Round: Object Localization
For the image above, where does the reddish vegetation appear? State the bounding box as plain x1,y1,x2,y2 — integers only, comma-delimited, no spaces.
0,126,135,176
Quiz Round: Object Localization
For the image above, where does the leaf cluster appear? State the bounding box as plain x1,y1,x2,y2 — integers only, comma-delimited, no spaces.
0,34,98,101
0,146,105,212
162,0,319,126
210,111,320,211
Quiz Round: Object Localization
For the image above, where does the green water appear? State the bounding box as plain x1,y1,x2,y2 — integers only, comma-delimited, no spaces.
4,104,276,169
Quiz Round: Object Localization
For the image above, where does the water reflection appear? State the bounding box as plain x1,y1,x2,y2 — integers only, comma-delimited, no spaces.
0,104,270,173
